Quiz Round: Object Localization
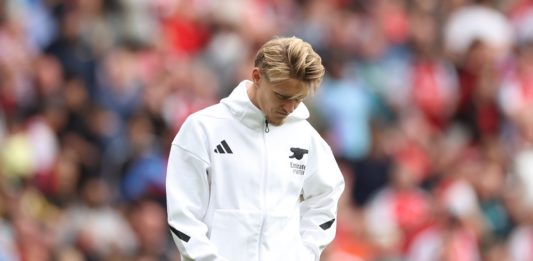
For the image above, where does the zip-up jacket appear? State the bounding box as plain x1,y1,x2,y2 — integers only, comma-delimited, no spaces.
166,80,345,261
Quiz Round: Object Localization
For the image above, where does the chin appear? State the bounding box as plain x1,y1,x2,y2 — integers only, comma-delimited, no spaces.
270,118,286,126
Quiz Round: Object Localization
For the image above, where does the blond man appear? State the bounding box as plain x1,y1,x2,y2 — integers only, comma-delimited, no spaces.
166,36,345,261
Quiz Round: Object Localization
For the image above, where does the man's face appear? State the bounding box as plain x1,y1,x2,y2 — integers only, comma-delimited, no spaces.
252,69,309,126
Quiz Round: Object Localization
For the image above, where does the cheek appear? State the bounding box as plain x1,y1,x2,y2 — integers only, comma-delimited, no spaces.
259,94,275,112
271,101,283,111
264,97,277,110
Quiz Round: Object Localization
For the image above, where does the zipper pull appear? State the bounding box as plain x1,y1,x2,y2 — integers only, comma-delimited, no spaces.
264,119,270,133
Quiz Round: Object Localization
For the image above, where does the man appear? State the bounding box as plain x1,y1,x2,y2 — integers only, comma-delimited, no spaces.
166,36,345,261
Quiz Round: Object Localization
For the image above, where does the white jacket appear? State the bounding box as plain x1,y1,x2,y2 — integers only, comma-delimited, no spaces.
166,80,345,261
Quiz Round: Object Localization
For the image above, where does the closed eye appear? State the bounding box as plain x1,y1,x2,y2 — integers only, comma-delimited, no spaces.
274,92,290,100
274,92,305,102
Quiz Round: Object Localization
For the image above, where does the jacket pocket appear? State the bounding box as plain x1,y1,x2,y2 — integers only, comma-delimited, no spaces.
261,213,309,260
210,209,261,261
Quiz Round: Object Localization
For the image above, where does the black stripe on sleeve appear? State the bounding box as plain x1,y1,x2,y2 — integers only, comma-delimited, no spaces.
319,218,335,230
169,225,191,242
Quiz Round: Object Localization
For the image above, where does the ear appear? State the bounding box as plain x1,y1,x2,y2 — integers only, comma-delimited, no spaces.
252,68,261,85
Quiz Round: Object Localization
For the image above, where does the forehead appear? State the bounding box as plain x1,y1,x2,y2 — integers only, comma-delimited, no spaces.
267,78,309,97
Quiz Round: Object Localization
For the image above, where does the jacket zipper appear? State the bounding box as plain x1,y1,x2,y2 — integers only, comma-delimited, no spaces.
258,118,269,260
264,119,270,133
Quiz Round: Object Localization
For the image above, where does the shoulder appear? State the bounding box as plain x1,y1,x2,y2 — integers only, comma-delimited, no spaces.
287,120,331,151
300,121,333,152
174,103,229,137
299,121,325,141
179,103,233,130
189,103,231,121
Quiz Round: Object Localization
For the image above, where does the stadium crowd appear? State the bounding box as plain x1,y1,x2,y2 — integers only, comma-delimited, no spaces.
1,0,533,260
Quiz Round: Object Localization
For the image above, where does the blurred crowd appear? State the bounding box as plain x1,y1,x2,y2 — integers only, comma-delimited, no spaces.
1,0,533,260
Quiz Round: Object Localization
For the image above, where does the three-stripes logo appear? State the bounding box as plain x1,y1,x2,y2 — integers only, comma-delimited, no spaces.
214,140,233,154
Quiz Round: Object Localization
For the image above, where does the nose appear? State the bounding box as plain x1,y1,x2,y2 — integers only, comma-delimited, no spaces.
281,100,299,114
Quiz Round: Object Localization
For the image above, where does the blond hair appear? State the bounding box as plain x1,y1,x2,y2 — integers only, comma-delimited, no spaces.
254,36,325,93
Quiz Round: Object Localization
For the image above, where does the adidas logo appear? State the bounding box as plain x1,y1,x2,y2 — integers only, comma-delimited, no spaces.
214,140,233,154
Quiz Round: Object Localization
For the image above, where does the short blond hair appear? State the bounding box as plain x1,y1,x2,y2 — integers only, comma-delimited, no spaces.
254,36,325,93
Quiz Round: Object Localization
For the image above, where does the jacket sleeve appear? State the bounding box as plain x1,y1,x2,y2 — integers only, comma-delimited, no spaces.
300,137,345,261
166,117,227,261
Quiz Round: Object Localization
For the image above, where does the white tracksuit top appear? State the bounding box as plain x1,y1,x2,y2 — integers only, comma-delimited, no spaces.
166,80,345,261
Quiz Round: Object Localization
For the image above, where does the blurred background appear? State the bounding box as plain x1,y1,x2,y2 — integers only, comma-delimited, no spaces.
1,0,533,260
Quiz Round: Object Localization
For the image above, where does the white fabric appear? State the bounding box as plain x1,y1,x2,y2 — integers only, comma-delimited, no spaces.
442,179,480,218
444,5,513,55
508,226,533,260
514,149,533,207
166,80,345,261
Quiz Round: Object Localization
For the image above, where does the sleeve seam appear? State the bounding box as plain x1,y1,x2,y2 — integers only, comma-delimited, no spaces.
172,143,210,165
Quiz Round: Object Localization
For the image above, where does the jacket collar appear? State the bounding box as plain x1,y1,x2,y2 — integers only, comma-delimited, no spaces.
221,80,309,131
